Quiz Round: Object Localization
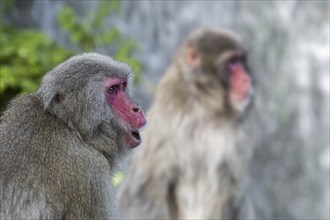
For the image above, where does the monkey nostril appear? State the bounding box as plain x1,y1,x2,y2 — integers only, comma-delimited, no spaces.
132,107,140,113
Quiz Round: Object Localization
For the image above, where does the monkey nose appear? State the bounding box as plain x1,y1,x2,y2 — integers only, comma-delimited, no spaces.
132,106,141,113
132,105,147,127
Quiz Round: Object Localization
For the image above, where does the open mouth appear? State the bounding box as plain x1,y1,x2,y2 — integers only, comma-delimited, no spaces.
125,129,142,149
131,130,141,141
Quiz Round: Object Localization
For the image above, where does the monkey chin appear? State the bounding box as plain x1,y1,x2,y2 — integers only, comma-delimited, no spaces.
124,129,142,149
230,88,254,113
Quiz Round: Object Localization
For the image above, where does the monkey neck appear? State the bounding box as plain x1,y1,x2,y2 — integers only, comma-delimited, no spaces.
81,123,121,167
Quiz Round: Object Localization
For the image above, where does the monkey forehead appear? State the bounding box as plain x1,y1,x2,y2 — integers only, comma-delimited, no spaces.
70,53,132,77
42,53,131,86
186,27,243,53
52,53,131,77
103,77,126,87
187,27,241,44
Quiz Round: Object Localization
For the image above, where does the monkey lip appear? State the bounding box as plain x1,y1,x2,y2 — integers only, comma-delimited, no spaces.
132,130,141,141
125,129,141,148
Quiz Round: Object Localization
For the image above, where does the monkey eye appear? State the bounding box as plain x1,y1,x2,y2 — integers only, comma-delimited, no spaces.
107,85,119,95
227,55,242,65
107,81,127,95
226,54,247,72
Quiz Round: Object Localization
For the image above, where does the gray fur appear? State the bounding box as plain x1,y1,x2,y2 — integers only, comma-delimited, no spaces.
0,53,133,219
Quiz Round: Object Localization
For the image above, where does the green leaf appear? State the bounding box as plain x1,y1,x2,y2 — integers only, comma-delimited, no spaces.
97,29,120,45
58,5,77,31
55,1,142,83
0,26,72,109
112,171,125,187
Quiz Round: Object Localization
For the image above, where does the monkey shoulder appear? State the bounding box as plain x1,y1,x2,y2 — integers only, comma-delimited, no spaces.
0,92,111,175
0,94,70,158
0,94,113,218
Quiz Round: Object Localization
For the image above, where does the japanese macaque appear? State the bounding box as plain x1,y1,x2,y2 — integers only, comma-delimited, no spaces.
0,53,146,219
118,28,254,219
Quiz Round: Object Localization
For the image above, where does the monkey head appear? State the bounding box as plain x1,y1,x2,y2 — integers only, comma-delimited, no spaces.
180,28,253,118
37,53,146,150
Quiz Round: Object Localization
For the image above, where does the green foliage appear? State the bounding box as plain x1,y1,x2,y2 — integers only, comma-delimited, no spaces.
58,0,142,81
0,0,14,12
0,27,72,110
0,0,142,111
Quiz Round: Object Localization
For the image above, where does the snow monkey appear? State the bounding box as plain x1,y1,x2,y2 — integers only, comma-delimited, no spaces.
119,28,254,219
0,53,146,219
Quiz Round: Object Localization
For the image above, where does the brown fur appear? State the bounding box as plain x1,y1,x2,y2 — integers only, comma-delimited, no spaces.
119,28,255,219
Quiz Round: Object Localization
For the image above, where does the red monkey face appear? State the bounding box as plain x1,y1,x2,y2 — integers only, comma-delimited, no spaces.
104,77,146,148
218,50,253,113
226,52,252,103
184,29,253,116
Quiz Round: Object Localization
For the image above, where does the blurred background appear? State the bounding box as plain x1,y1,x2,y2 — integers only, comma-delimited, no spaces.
0,0,329,219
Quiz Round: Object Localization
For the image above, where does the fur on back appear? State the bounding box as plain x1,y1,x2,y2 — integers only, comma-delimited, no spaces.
0,53,134,219
119,62,252,219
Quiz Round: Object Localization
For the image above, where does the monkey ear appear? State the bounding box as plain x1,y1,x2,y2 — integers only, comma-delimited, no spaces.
185,46,201,68
42,88,64,111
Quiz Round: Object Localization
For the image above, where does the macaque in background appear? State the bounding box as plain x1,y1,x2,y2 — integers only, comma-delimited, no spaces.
0,53,146,219
119,28,254,219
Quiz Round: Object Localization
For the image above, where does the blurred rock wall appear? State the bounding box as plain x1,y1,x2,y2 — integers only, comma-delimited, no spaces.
3,1,329,219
